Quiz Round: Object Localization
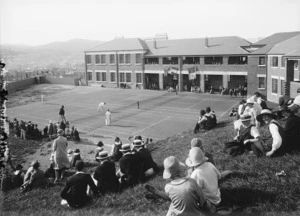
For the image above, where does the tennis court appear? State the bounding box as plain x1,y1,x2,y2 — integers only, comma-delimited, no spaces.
7,86,240,148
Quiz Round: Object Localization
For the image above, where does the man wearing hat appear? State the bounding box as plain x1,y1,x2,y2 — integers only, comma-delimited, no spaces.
70,149,82,168
59,105,66,122
279,106,300,153
255,109,285,157
110,137,123,162
288,95,300,118
52,129,69,183
151,156,206,216
117,143,143,188
93,151,119,194
186,148,221,213
133,139,158,178
60,161,99,208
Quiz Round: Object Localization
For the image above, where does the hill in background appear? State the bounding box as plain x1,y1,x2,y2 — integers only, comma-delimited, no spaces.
0,39,104,71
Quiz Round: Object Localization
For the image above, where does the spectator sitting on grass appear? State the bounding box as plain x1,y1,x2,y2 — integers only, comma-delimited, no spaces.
185,148,221,213
204,107,217,129
60,161,99,208
288,95,300,118
73,128,80,142
189,138,214,165
150,156,206,216
93,151,119,194
255,109,286,157
65,125,71,139
21,160,47,193
67,149,73,163
110,137,122,162
133,139,158,178
70,149,82,168
280,106,300,153
12,164,24,189
194,110,208,134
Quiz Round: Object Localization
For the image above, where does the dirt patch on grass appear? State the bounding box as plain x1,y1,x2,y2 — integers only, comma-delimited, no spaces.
6,84,76,108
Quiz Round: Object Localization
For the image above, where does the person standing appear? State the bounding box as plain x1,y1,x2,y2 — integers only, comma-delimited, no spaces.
53,129,70,183
105,109,111,126
97,102,106,111
59,105,66,123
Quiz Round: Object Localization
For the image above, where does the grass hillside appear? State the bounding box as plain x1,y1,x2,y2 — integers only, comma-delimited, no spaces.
2,116,300,216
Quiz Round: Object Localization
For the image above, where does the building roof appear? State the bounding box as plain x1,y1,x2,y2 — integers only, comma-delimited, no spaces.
86,38,148,52
267,34,300,55
284,50,300,58
145,36,251,56
251,32,300,54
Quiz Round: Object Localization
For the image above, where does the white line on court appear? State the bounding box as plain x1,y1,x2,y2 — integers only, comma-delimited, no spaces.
218,101,239,119
133,116,171,135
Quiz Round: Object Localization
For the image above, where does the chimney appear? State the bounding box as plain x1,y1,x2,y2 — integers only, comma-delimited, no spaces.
153,39,157,49
205,37,209,48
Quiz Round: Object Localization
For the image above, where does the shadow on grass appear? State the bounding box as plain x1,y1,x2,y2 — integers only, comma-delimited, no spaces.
220,187,276,212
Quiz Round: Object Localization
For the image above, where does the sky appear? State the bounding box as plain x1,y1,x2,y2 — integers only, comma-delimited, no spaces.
1,0,300,46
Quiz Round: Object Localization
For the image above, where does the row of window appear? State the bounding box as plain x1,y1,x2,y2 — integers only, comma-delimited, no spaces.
86,54,142,65
87,71,142,83
268,56,299,69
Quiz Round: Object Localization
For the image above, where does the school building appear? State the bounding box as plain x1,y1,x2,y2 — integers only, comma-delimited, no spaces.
84,31,300,103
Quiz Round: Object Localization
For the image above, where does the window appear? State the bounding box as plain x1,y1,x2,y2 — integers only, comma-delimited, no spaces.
110,72,116,82
145,58,159,65
163,57,178,65
119,54,125,64
101,55,106,64
258,77,265,89
101,72,106,81
120,72,125,82
110,54,115,64
228,56,247,65
95,55,106,64
204,56,223,65
259,56,266,66
86,55,92,64
126,73,131,82
281,79,285,95
87,72,92,81
125,54,131,64
270,56,278,67
183,57,200,64
136,54,142,64
281,57,285,68
95,55,100,64
96,72,101,81
272,78,278,94
136,73,142,83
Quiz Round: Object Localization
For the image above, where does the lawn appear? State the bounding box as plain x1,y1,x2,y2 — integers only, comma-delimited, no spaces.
2,114,300,216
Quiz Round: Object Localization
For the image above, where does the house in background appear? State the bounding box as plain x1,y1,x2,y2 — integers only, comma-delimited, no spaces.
85,35,251,92
246,32,300,102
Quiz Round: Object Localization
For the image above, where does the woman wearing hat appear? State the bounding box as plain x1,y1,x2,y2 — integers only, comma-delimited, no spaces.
255,109,286,157
93,151,119,194
243,98,258,125
151,156,206,216
22,160,47,192
186,148,221,213
52,129,70,182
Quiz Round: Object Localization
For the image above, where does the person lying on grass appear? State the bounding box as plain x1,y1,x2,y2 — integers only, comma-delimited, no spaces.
148,156,207,216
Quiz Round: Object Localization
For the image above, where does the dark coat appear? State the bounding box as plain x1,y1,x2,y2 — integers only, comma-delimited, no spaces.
135,148,157,173
284,115,300,153
119,153,143,187
93,160,119,194
60,173,98,208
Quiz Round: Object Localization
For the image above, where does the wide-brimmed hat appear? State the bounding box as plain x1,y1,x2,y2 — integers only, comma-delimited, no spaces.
246,98,255,104
114,137,122,145
74,149,80,155
163,156,186,179
67,149,73,155
31,160,40,168
185,147,208,167
288,95,300,108
256,109,277,122
120,143,131,152
191,138,203,149
240,114,252,122
240,99,246,104
57,129,64,135
133,139,144,147
98,151,109,160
